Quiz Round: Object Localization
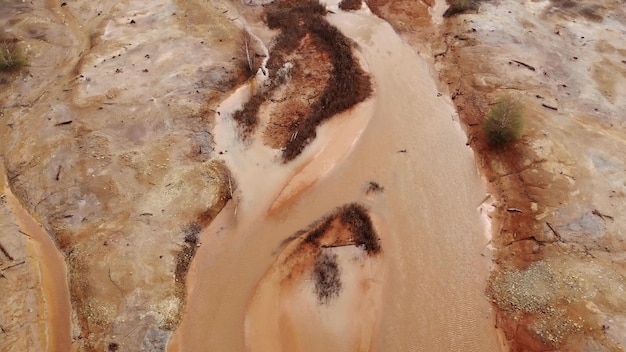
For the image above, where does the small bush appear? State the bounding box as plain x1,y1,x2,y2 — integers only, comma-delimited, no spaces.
452,0,468,11
443,0,473,17
482,96,525,146
0,35,27,72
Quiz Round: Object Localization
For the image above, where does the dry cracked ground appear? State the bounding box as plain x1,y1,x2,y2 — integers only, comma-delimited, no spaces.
1,0,626,351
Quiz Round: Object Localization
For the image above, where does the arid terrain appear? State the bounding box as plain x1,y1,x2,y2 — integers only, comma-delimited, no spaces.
1,0,625,351
418,0,625,349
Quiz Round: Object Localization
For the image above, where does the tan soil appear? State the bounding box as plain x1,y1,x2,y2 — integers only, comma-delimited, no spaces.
1,0,503,349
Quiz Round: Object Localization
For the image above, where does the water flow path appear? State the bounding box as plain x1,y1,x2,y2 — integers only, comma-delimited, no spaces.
1,177,72,351
170,4,502,351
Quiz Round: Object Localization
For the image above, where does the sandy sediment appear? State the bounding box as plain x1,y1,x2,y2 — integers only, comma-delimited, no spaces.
325,4,501,349
245,204,383,352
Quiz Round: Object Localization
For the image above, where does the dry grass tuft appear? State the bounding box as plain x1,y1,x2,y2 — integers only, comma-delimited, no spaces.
0,34,27,72
443,0,483,17
482,95,524,146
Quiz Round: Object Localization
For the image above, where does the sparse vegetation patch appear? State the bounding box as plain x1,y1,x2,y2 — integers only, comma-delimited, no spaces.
365,181,384,194
482,95,524,146
304,215,333,245
231,90,269,138
0,34,27,72
173,161,233,313
443,0,482,17
281,18,372,161
239,29,263,78
488,261,557,315
487,256,626,349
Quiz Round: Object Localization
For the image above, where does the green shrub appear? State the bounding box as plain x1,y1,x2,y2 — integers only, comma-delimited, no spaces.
482,96,525,146
0,35,27,72
452,0,468,11
443,0,469,17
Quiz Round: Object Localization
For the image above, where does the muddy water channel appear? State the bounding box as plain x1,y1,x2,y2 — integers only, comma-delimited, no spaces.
0,176,72,351
170,3,502,352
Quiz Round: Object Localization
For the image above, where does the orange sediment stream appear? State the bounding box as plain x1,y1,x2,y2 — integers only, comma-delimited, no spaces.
1,180,72,352
170,3,503,351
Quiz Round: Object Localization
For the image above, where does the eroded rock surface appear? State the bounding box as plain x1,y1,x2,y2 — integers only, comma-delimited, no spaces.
1,0,240,350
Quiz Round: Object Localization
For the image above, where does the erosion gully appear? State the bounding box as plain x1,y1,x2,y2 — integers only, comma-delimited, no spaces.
0,176,72,351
